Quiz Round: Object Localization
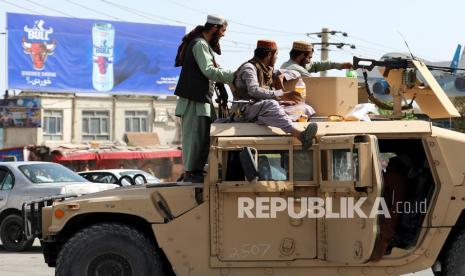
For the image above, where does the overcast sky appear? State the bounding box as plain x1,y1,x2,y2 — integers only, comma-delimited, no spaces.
1,0,463,93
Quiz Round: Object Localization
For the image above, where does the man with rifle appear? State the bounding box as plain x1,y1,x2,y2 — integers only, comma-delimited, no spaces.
174,15,234,183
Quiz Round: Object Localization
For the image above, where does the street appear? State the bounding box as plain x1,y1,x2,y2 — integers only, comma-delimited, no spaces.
0,240,53,276
0,240,433,276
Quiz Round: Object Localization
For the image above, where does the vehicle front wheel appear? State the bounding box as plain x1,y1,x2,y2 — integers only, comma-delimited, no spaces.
439,227,465,275
0,214,34,252
56,222,172,276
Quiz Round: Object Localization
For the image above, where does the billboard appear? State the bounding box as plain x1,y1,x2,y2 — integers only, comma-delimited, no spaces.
0,98,41,128
7,13,185,95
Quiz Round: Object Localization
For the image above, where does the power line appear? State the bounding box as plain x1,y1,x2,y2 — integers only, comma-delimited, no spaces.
24,0,76,18
66,0,121,20
3,0,39,15
100,0,189,25
165,0,306,36
99,1,263,49
6,1,184,49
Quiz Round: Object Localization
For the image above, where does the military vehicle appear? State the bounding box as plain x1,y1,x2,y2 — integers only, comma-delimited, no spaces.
23,57,465,276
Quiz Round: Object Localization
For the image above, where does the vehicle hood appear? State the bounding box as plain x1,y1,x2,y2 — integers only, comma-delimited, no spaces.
32,182,118,196
59,182,119,196
48,184,202,228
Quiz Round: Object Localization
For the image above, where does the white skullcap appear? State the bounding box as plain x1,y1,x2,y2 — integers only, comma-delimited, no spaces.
206,14,227,25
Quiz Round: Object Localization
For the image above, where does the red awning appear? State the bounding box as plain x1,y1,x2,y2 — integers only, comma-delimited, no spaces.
53,149,181,161
98,150,181,160
53,152,97,161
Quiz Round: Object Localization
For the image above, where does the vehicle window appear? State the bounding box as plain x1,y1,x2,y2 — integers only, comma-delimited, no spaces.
293,150,313,181
258,151,289,181
225,150,289,181
332,149,359,181
82,173,118,184
0,170,14,190
19,163,87,184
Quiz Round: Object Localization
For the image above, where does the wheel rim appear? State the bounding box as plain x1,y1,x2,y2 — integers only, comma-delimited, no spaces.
3,220,25,246
87,253,132,276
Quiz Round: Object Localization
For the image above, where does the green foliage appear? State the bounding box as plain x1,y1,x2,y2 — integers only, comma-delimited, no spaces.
375,99,417,120
451,96,465,133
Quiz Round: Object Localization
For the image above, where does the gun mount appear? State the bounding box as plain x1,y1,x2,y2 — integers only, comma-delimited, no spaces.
353,56,460,119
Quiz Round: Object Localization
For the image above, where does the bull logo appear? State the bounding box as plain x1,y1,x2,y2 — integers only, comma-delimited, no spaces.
22,19,56,70
93,40,113,74
22,37,56,70
95,56,111,74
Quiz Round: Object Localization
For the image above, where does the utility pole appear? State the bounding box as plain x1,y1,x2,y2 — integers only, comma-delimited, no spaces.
307,28,355,77
320,27,330,77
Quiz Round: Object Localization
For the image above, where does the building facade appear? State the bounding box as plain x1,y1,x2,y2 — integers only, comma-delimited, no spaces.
3,92,179,148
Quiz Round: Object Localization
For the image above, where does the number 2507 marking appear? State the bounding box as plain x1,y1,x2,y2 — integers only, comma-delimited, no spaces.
229,244,271,258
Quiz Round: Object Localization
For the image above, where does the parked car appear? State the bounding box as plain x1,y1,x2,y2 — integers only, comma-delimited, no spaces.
78,169,161,186
0,161,118,252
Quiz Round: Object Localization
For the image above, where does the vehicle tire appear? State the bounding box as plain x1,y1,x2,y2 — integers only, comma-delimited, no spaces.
0,214,34,252
440,227,465,275
56,222,172,276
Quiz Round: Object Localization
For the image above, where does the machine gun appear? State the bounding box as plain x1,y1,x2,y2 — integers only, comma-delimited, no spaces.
353,56,417,116
214,82,230,118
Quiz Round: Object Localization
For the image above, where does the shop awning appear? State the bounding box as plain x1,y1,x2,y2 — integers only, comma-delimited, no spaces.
50,144,181,162
97,150,181,160
53,151,97,161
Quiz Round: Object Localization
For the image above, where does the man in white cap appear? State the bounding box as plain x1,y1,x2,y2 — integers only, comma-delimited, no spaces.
281,41,352,76
174,15,234,183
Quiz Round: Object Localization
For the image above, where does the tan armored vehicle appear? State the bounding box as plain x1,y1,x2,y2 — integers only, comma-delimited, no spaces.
24,58,465,276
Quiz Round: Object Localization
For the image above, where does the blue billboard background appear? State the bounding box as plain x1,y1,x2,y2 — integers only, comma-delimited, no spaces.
7,13,185,95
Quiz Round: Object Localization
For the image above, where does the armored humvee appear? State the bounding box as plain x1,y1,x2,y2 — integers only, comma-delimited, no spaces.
23,58,465,276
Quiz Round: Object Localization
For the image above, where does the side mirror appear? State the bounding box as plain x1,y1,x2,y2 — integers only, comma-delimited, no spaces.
239,147,259,182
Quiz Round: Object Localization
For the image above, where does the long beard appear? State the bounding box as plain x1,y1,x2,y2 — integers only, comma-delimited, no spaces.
209,31,222,55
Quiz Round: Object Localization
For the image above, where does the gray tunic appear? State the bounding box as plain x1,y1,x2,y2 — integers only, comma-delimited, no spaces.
233,63,295,133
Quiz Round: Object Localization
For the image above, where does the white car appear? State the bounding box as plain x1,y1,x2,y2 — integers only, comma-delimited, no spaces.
0,161,118,251
78,169,161,186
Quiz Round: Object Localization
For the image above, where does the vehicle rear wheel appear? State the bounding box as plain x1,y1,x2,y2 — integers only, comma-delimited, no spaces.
56,222,172,276
0,214,34,252
440,227,465,275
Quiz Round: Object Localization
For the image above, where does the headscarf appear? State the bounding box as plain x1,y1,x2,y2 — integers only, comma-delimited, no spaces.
175,25,222,67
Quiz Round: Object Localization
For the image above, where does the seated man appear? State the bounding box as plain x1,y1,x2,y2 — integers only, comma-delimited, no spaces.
232,39,317,150
281,41,352,76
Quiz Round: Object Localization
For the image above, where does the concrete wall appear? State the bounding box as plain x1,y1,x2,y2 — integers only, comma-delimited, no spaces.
3,93,178,148
4,128,38,148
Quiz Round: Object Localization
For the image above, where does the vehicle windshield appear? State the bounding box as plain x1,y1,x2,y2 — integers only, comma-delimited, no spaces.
19,163,87,184
120,170,160,183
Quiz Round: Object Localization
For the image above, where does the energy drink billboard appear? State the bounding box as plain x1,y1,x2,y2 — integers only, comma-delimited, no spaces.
7,13,185,95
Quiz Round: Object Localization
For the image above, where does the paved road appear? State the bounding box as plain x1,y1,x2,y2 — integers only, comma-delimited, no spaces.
0,240,434,276
0,240,54,276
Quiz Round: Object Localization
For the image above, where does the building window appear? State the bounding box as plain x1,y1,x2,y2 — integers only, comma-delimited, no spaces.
82,111,110,141
43,110,63,141
125,111,149,132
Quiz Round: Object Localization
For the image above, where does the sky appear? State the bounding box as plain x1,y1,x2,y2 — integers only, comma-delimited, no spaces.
0,0,463,94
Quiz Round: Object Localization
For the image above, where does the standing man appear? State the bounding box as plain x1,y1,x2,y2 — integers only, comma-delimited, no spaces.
174,15,234,183
281,41,352,76
233,39,317,150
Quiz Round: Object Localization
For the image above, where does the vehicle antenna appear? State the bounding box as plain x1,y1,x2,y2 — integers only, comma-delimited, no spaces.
397,30,416,60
